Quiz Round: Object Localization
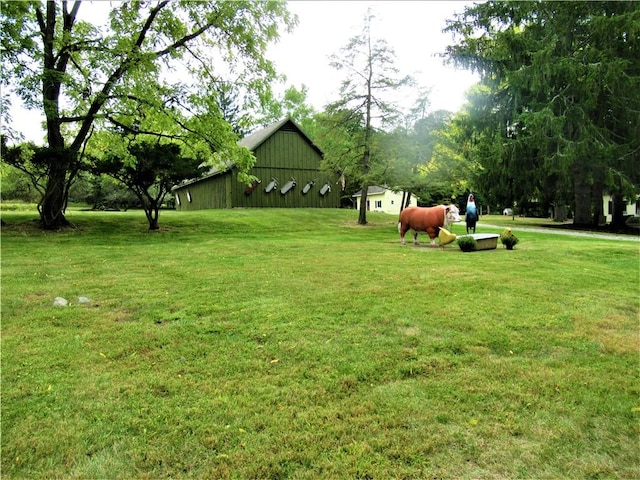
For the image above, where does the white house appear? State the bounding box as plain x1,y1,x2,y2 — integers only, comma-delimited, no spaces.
602,194,640,223
352,186,418,215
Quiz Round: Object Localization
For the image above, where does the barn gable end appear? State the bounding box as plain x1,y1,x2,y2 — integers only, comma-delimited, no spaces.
173,119,339,210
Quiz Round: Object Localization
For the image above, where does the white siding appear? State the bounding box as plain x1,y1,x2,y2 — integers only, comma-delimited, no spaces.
354,187,418,215
602,194,639,223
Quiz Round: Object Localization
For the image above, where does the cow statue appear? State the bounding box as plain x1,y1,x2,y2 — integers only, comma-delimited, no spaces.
398,204,461,247
465,193,479,234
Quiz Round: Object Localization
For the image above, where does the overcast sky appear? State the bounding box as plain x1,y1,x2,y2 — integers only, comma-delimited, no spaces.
8,1,478,143
268,1,479,113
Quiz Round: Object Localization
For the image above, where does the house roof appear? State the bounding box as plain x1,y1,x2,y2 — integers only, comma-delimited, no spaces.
173,118,322,190
352,185,396,197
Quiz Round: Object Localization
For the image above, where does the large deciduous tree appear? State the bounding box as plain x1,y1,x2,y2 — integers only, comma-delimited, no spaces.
1,1,295,229
327,9,412,225
445,1,640,228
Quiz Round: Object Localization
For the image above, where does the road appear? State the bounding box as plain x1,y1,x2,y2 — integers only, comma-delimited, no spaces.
477,223,640,242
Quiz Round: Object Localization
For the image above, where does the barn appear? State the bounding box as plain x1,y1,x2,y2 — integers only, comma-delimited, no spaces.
172,118,340,210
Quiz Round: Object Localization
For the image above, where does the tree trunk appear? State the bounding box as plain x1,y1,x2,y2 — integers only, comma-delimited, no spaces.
38,150,75,229
358,34,373,226
404,191,412,208
39,118,74,229
38,3,71,229
357,128,371,225
610,192,627,231
573,163,592,226
144,208,160,230
591,166,605,226
553,203,568,222
358,183,369,225
148,216,160,230
142,199,161,230
40,176,70,228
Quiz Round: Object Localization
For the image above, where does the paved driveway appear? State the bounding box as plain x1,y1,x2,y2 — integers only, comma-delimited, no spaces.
477,223,640,242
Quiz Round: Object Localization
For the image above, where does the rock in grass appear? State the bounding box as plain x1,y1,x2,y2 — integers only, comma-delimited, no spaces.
53,297,68,307
77,296,91,304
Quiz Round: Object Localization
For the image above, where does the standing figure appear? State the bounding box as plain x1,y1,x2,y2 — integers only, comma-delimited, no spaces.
465,193,479,234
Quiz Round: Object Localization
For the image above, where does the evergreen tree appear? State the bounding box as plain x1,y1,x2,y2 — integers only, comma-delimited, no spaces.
327,9,412,224
445,1,640,227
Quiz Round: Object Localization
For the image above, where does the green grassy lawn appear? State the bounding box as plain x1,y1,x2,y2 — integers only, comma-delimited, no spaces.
2,207,639,479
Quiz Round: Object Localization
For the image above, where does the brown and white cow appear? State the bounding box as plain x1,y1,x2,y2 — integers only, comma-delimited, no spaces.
398,205,461,246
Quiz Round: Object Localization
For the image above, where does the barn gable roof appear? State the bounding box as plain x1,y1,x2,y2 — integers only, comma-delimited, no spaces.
239,118,322,156
174,118,322,190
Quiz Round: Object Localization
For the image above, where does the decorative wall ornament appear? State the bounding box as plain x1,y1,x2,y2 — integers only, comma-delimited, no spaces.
245,179,262,196
281,178,297,195
302,180,315,194
319,183,331,196
264,178,278,193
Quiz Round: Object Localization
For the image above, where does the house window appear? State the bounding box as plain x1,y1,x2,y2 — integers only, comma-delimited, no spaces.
175,194,181,206
187,191,192,203
375,200,382,209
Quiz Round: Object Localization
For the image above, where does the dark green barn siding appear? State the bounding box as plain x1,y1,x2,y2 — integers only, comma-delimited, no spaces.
233,130,339,208
174,120,340,210
235,168,338,208
175,172,231,210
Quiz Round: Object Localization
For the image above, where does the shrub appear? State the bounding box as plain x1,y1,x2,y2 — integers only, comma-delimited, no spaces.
457,235,477,252
500,228,520,250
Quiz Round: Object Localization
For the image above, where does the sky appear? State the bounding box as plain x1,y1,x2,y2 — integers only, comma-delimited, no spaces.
268,1,479,113
8,1,479,144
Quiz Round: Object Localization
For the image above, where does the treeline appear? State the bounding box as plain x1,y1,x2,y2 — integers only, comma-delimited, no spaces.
2,1,638,230
445,1,640,229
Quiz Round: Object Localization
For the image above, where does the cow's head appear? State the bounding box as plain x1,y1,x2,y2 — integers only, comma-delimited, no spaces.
445,205,461,225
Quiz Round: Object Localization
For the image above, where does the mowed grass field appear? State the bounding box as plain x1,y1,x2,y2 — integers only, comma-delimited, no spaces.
1,207,639,479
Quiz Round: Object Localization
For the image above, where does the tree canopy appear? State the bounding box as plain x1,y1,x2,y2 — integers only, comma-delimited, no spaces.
96,139,206,230
445,0,640,227
1,0,295,229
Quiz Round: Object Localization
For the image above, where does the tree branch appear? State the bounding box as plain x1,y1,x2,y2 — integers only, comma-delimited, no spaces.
154,23,214,58
69,1,170,152
104,115,183,141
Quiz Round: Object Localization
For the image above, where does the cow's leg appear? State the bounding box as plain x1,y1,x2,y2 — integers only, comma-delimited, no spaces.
413,231,419,245
399,224,407,245
430,238,437,247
